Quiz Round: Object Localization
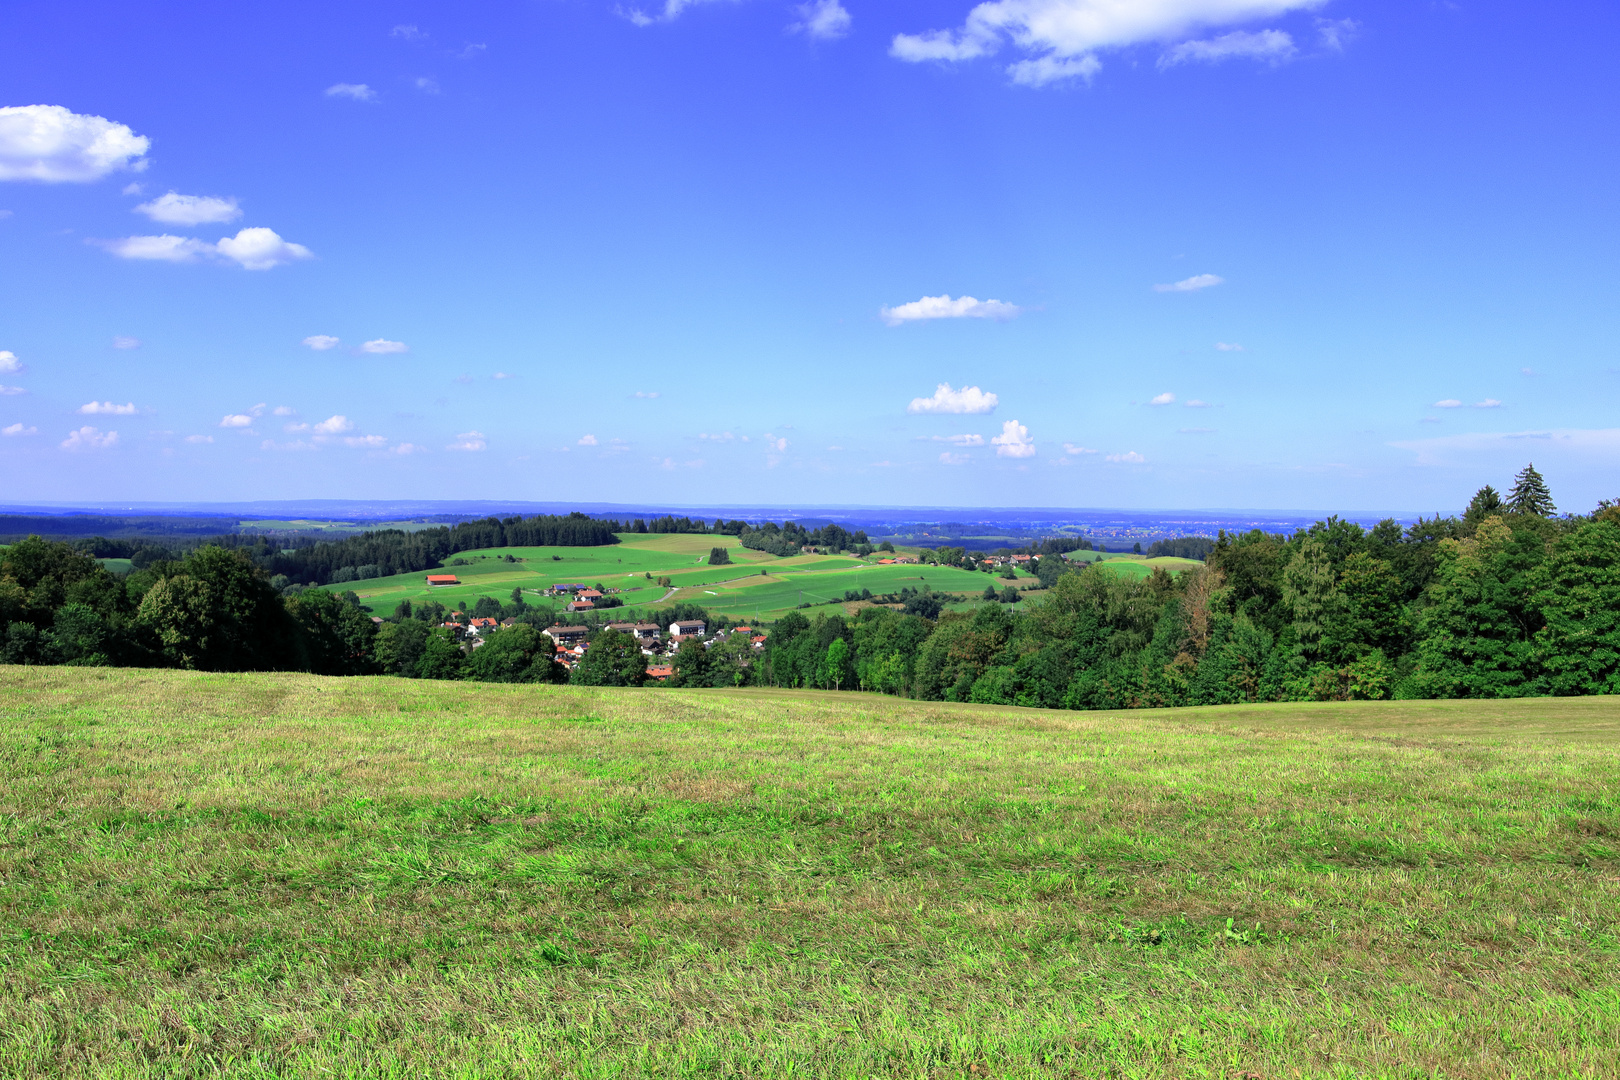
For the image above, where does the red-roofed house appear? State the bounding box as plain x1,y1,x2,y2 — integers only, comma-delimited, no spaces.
645,665,673,681
426,574,459,586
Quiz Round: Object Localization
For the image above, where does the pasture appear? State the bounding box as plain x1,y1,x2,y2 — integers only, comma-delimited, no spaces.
338,533,1022,621
1,667,1616,1078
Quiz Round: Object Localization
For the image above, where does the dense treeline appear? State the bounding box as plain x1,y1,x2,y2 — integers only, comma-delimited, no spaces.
1147,536,1216,560
762,467,1620,704
8,465,1617,707
211,512,619,585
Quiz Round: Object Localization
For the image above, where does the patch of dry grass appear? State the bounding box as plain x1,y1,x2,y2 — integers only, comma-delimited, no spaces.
1,667,1617,1078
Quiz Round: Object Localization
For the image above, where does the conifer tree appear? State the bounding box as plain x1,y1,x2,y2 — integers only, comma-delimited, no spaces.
1507,463,1557,517
1464,484,1503,524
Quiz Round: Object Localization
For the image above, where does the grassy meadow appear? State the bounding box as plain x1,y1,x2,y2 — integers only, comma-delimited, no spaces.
338,533,1018,621
2,667,1617,1078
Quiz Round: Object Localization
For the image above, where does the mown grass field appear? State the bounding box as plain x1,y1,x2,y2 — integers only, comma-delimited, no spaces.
3,668,1617,1078
341,534,1018,620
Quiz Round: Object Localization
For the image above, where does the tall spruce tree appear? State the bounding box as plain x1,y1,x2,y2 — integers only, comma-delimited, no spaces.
1464,484,1504,525
1507,463,1557,517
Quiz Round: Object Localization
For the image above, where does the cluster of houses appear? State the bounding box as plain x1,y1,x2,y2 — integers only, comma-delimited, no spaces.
540,618,766,679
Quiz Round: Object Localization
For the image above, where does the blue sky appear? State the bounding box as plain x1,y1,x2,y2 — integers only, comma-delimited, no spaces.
1,0,1616,513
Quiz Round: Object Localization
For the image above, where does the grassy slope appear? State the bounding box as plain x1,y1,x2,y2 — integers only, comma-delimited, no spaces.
2,669,1616,1078
341,534,1007,620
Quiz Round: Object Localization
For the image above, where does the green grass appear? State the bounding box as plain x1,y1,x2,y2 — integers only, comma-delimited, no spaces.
2,668,1617,1078
337,535,1007,620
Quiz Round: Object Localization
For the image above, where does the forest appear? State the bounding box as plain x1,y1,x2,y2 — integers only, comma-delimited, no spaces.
3,466,1617,704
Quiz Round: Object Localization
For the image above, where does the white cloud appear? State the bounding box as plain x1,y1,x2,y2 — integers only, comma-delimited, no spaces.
392,443,425,454
302,335,340,351
922,433,986,446
891,0,1323,84
791,0,852,40
881,294,1023,325
326,84,376,101
492,372,512,380
698,432,735,442
907,382,999,415
1062,442,1098,455
78,401,136,415
1434,399,1462,409
100,234,214,262
622,0,736,27
1317,16,1357,50
456,43,488,60
1149,392,1175,406
311,415,353,435
359,338,408,354
112,336,141,350
634,390,660,398
216,227,313,270
0,385,25,396
1185,399,1212,408
0,350,21,374
134,192,241,225
578,434,599,446
991,419,1035,458
1390,428,1620,467
415,77,441,95
764,435,789,453
448,431,486,451
61,426,117,451
249,403,266,417
344,434,388,448
259,438,317,452
121,183,143,196
3,422,37,436
1474,399,1502,409
392,24,428,42
1154,273,1224,292
219,414,255,428
1215,342,1244,351
939,451,970,465
1159,28,1294,67
98,228,312,269
0,105,150,182
184,434,213,444
1106,450,1145,463
273,406,298,416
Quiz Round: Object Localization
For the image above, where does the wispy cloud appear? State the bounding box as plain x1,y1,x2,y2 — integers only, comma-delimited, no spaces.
448,431,486,451
882,294,1023,325
1317,17,1358,51
0,105,150,182
1106,450,1145,463
634,390,660,399
1154,273,1224,293
1062,442,1098,455
1434,399,1462,408
2,422,37,436
184,434,213,444
890,0,1324,87
920,433,986,446
1160,29,1294,67
134,192,241,225
0,385,27,396
415,77,441,95
907,382,998,415
790,0,852,40
991,419,1035,458
78,401,136,415
1390,428,1620,466
1215,342,1244,352
939,451,970,466
1184,399,1213,408
1474,399,1503,408
325,83,376,101
391,24,428,42
112,336,141,349
358,339,408,354
61,426,117,450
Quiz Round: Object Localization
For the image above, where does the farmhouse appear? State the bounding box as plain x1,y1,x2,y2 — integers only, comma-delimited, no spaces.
566,598,595,612
645,665,673,681
426,574,459,586
543,625,588,646
670,619,706,637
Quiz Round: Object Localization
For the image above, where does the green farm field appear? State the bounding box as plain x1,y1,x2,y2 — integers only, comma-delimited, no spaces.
339,533,1018,621
2,668,1616,1078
